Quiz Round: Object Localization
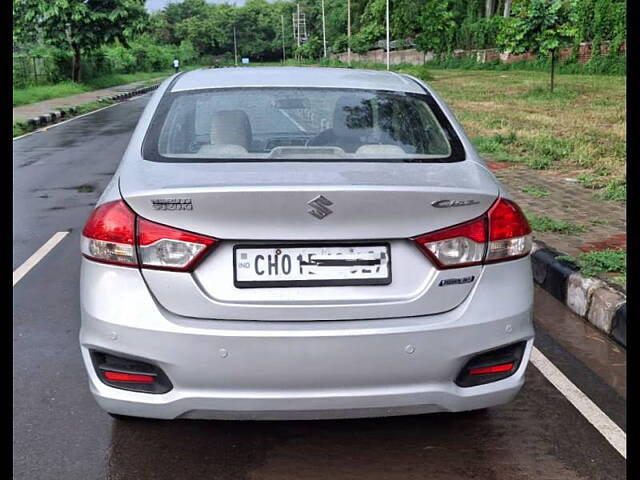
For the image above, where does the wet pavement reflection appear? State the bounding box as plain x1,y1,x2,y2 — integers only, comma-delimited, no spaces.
106,366,624,480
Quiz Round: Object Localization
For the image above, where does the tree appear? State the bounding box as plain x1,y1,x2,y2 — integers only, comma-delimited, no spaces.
415,0,457,57
13,0,148,82
497,0,577,91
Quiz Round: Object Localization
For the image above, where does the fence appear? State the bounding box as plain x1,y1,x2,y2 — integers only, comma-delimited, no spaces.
13,55,54,87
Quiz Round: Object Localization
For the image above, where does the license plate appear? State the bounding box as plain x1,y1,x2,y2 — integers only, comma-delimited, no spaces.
234,244,391,288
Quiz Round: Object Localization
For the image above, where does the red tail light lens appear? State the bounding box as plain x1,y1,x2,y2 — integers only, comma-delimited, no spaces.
82,200,217,271
81,200,137,267
413,198,531,269
137,218,216,271
486,198,532,263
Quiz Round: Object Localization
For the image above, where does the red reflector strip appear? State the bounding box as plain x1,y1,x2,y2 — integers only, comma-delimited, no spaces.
103,371,155,383
469,363,514,376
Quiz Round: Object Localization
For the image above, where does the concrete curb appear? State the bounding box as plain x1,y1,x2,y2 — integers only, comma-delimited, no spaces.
531,240,626,347
18,84,160,132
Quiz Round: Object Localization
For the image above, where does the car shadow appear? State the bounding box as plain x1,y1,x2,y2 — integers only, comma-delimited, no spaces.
107,409,494,480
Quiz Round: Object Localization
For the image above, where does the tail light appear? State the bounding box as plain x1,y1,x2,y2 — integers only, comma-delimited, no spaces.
413,198,531,269
82,200,216,271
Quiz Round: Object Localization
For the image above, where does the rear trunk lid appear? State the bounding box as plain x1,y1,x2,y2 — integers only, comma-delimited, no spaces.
120,160,498,320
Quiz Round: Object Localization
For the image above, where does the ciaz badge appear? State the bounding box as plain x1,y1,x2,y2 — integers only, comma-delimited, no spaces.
431,199,480,208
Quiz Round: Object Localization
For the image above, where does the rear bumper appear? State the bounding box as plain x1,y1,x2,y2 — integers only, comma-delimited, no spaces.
79,257,534,420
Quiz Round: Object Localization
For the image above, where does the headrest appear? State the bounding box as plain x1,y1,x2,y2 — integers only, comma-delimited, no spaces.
332,95,373,138
210,110,252,150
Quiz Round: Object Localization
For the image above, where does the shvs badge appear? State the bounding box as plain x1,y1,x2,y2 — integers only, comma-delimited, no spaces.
151,198,193,211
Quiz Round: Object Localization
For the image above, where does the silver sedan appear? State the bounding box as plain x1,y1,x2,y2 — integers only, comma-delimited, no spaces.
79,67,534,420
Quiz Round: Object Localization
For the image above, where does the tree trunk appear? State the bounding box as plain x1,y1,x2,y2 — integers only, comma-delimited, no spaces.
503,0,512,18
72,45,81,82
485,0,495,18
550,49,555,92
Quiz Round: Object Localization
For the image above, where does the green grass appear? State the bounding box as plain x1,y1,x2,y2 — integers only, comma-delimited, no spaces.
74,99,115,115
13,121,29,137
557,249,626,278
577,169,626,202
522,186,550,197
423,69,625,189
525,213,588,234
13,70,174,107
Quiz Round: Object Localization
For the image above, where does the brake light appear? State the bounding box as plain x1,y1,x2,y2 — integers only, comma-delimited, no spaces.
413,198,531,269
82,200,217,271
486,198,532,263
81,200,137,267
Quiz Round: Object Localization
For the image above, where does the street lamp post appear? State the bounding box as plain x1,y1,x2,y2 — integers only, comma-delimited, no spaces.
233,25,238,66
386,0,390,70
281,14,286,62
321,0,327,58
347,0,351,65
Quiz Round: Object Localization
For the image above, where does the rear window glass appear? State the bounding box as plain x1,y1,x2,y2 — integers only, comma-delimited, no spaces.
143,88,464,162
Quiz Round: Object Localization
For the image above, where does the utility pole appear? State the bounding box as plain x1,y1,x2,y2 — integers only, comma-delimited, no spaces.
347,0,351,65
386,0,390,70
321,0,327,58
233,25,238,66
297,3,301,48
281,15,286,61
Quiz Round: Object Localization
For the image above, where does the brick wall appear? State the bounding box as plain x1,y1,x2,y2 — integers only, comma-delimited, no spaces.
330,41,625,66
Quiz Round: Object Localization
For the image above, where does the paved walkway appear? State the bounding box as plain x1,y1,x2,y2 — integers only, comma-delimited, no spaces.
487,160,626,261
13,79,164,122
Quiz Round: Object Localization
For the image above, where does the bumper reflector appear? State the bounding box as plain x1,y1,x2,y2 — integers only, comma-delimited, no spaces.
455,341,526,388
103,371,155,383
90,350,173,394
469,362,514,376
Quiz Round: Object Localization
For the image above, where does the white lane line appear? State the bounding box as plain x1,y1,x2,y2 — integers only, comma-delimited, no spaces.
531,346,626,459
13,232,69,286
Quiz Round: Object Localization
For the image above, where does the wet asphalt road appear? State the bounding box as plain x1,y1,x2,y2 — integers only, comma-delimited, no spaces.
13,96,626,479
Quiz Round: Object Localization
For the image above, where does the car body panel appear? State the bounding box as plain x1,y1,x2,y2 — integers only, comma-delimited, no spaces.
80,256,534,420
80,67,534,419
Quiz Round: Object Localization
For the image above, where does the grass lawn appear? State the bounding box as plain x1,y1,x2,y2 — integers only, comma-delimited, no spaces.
13,70,175,107
425,69,626,200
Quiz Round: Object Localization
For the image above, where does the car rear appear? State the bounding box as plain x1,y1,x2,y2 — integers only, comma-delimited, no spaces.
79,67,534,420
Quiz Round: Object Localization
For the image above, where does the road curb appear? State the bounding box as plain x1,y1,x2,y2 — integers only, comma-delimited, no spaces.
17,84,160,133
531,240,626,347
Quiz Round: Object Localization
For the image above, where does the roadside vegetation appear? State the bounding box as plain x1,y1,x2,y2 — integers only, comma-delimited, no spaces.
558,249,626,284
429,70,626,201
521,186,550,198
13,71,173,107
525,213,588,235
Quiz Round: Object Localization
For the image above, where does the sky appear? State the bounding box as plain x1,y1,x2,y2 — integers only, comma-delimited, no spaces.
146,0,253,11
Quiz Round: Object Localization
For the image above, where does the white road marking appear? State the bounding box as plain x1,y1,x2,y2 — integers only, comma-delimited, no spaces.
13,232,69,286
531,346,626,458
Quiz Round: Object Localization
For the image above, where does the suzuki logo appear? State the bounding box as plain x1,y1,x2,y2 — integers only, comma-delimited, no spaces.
307,195,333,220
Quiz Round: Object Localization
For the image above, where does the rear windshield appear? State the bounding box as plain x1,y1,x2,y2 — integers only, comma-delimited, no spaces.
143,87,464,162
